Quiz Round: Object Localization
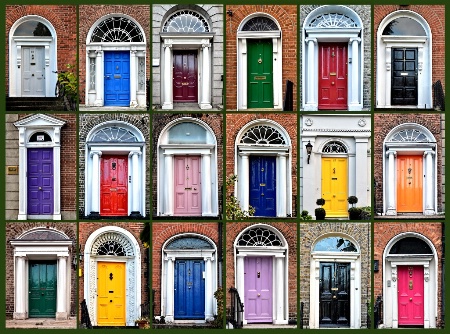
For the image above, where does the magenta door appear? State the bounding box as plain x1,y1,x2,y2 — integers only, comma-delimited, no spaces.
174,156,202,216
398,265,424,326
244,257,273,323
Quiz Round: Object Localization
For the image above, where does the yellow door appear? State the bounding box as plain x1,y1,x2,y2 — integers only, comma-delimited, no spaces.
322,158,348,217
397,155,423,212
97,262,126,326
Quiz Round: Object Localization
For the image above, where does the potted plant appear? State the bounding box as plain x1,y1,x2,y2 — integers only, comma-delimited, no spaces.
135,317,150,329
347,196,360,220
315,198,326,220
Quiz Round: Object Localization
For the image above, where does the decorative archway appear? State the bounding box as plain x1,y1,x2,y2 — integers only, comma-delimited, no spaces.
236,13,282,110
9,15,57,97
383,123,437,215
235,120,292,217
84,226,141,326
85,14,147,107
376,10,432,109
302,6,364,111
383,233,438,328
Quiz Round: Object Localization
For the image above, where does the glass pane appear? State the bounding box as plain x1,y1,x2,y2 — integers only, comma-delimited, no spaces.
308,13,358,28
382,17,426,36
314,237,358,252
91,126,138,142
14,21,52,36
242,17,278,31
29,132,52,142
96,240,126,256
240,125,286,145
389,237,433,254
166,237,213,249
163,10,209,33
168,123,207,144
91,16,144,42
237,227,283,247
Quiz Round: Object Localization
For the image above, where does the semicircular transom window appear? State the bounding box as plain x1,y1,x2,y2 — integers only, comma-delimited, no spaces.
237,227,283,247
29,132,52,143
389,129,429,142
240,125,286,145
314,236,358,252
382,17,426,36
389,237,433,255
90,16,144,43
241,17,278,31
163,10,210,33
322,141,347,153
90,126,139,142
91,232,134,256
309,13,358,28
19,229,68,241
166,237,214,250
168,122,207,144
13,20,52,36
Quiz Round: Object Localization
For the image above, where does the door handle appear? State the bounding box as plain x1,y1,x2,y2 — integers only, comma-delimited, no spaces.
261,193,264,196
110,300,113,303
257,293,261,297
410,298,413,301
38,186,42,190
333,295,337,299
41,293,45,296
331,81,335,85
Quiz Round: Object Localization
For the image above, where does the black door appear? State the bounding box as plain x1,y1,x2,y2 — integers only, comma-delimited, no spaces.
391,48,418,105
319,262,350,327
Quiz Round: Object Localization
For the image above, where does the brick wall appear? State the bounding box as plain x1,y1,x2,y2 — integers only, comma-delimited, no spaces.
225,5,297,110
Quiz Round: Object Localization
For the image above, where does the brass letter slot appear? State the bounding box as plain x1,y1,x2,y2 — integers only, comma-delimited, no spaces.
31,63,36,65
181,82,189,86
330,72,336,76
332,177,338,180
260,183,266,186
110,188,117,192
407,176,413,179
185,187,192,190
254,76,267,80
409,280,413,290
114,74,122,79
331,288,339,291
400,72,409,76
109,291,114,293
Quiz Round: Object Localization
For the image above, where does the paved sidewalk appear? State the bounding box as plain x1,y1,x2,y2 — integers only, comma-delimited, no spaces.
6,317,77,329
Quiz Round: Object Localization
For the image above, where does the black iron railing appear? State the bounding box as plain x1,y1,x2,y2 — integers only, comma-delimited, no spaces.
228,287,244,329
374,295,383,329
140,301,150,318
433,80,445,111
80,299,92,329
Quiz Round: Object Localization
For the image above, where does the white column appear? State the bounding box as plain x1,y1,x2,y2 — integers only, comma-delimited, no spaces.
165,257,174,322
239,153,250,212
130,50,138,107
355,138,368,206
14,256,26,319
56,256,68,320
277,154,287,217
423,264,430,328
391,265,398,328
424,151,435,215
201,152,212,215
94,50,103,106
163,153,173,215
18,128,27,220
204,256,214,320
53,128,62,220
162,44,173,109
241,39,247,109
385,47,392,107
386,151,397,215
90,151,102,215
349,38,361,109
274,256,285,324
236,255,245,313
130,152,142,215
200,42,212,109
305,38,317,110
349,153,356,200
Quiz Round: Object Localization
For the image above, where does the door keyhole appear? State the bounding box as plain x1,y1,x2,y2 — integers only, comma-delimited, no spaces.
333,168,336,174
112,162,116,170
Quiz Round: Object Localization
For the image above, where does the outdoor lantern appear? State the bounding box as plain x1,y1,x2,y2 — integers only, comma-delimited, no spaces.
73,245,83,270
305,141,313,164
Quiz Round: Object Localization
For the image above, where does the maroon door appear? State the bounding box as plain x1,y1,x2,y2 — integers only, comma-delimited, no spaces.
100,155,128,216
27,148,53,215
244,257,273,323
173,51,198,102
174,156,202,216
319,43,348,110
398,265,424,326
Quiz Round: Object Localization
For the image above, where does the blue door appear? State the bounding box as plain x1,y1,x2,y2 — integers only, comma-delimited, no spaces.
174,259,205,319
104,51,130,106
250,156,276,216
28,148,53,215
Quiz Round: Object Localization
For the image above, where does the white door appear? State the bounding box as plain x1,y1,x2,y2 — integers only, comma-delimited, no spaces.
22,46,45,96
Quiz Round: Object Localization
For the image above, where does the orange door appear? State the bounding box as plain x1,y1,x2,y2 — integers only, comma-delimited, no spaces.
397,155,423,212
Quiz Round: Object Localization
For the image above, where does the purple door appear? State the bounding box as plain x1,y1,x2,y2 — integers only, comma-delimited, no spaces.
27,148,53,215
244,257,273,323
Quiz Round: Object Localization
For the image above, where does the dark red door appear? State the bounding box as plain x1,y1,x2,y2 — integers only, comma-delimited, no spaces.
398,265,424,326
100,155,128,216
319,43,347,110
173,51,198,102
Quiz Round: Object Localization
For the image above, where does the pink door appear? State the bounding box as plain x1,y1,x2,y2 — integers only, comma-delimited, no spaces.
174,156,202,216
398,265,424,326
244,257,273,323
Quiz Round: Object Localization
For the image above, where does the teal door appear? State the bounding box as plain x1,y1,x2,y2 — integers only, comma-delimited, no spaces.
29,261,57,318
247,39,273,108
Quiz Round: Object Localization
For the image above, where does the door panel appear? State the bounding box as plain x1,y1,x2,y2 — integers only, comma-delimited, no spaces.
244,257,273,323
29,261,57,318
104,51,130,106
249,156,276,216
174,156,202,216
22,47,45,96
247,39,273,108
319,262,350,326
97,262,126,326
397,155,423,212
322,158,348,217
174,259,205,319
319,43,347,110
100,155,128,216
391,48,418,106
173,51,198,102
28,148,53,215
398,266,424,326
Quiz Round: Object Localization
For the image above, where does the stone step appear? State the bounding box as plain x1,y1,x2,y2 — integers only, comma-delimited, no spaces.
6,97,66,111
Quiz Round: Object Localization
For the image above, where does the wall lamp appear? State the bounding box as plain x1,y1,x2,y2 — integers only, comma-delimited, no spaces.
305,141,313,164
73,245,83,271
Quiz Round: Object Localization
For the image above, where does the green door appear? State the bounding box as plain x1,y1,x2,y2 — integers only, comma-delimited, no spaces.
248,39,273,108
29,261,57,318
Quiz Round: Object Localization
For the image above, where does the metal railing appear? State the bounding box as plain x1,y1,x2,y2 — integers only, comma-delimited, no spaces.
227,287,244,329
374,295,383,329
433,80,445,111
80,299,92,329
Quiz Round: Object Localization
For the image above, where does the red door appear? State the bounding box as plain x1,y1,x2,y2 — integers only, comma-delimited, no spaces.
398,266,424,326
173,51,198,102
319,43,348,110
174,156,202,216
100,155,128,216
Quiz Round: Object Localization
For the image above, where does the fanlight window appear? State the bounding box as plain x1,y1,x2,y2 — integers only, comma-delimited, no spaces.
29,132,52,142
382,17,426,36
309,13,358,28
241,17,278,31
389,129,429,142
90,16,144,43
322,141,347,153
163,10,209,33
166,237,214,250
389,237,433,254
240,125,286,145
96,240,127,256
91,232,134,256
13,20,52,36
90,126,139,142
19,229,68,241
314,236,357,252
168,123,207,144
237,227,283,247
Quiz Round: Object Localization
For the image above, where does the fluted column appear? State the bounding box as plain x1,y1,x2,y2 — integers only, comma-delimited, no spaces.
130,151,142,217
165,257,174,322
386,151,397,215
200,42,212,109
130,50,138,107
90,151,102,216
94,50,103,106
14,256,26,319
